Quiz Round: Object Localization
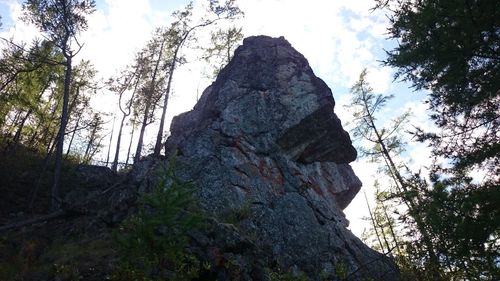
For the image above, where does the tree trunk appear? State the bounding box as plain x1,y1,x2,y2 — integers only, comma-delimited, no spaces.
105,114,116,167
380,199,403,257
51,54,72,211
125,121,135,168
6,110,23,137
154,46,179,156
135,39,165,163
42,93,62,153
111,114,126,172
112,72,139,172
361,88,442,280
134,98,151,164
363,190,386,253
84,120,98,163
29,132,58,211
65,114,81,158
10,109,33,154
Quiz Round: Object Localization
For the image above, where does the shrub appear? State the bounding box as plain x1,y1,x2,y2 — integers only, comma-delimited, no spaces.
113,158,203,280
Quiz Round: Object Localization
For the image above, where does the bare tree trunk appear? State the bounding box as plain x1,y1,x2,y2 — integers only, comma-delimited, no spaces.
111,114,126,172
83,120,99,163
105,114,116,167
9,77,50,154
360,88,442,279
154,46,179,156
29,132,58,211
65,114,81,158
6,110,23,137
9,109,32,154
112,71,139,172
380,200,403,257
363,190,386,253
52,54,72,211
42,94,62,154
125,121,135,168
134,98,151,164
135,39,165,163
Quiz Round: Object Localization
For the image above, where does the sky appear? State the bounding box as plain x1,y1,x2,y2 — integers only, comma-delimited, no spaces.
0,0,434,239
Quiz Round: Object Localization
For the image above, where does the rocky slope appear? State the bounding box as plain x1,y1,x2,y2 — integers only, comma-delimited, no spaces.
162,35,399,280
0,35,399,281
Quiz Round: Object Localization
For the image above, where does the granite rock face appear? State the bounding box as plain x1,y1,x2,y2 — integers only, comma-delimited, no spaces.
165,36,399,280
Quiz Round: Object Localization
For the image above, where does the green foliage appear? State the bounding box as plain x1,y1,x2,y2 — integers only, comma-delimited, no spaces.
350,68,500,280
202,26,244,78
53,263,81,281
379,0,499,113
334,261,349,280
22,0,96,51
347,69,411,163
219,200,253,225
267,267,308,281
348,70,445,279
374,1,500,279
380,0,500,181
0,141,81,214
113,159,203,280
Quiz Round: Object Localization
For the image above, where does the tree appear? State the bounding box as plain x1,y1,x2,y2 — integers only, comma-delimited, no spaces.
132,33,167,163
152,0,243,156
374,1,500,278
348,69,444,280
64,60,97,158
375,0,499,180
109,59,142,172
202,26,243,78
82,112,105,163
22,0,96,210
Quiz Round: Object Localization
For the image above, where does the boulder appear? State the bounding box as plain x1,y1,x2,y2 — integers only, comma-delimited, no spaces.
163,36,399,280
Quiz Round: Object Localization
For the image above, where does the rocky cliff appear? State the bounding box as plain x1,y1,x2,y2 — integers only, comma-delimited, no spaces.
162,35,399,280
0,35,399,281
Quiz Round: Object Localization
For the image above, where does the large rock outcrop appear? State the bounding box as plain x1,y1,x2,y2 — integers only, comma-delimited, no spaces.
164,36,398,280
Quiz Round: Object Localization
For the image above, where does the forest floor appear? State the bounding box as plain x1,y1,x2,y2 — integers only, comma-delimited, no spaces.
0,144,120,281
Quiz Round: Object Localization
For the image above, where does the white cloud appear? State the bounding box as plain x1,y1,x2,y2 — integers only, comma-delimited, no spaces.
236,0,392,91
79,0,156,79
0,1,39,43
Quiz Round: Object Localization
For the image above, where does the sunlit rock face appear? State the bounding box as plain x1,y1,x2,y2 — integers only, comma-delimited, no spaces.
165,35,399,280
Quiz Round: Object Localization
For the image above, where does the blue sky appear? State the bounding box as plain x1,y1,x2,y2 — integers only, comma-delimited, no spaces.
0,0,433,238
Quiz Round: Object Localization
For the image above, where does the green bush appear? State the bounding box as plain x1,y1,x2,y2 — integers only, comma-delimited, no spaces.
113,159,203,280
267,267,308,281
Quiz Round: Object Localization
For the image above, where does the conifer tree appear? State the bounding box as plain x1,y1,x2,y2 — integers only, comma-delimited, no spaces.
202,26,243,78
374,1,499,278
153,0,243,156
348,69,444,280
109,59,142,172
22,0,96,210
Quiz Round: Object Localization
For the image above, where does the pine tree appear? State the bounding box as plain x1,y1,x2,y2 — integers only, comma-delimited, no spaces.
374,1,499,278
153,0,243,156
22,0,96,210
348,69,444,280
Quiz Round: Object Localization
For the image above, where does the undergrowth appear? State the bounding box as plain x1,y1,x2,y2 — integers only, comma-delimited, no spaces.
112,158,203,281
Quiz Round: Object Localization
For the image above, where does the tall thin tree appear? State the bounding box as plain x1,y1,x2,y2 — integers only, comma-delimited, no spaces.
110,61,142,172
22,0,96,210
153,0,243,156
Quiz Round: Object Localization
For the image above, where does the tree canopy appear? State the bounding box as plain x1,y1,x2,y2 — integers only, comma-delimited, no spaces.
377,0,499,179
372,0,500,279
